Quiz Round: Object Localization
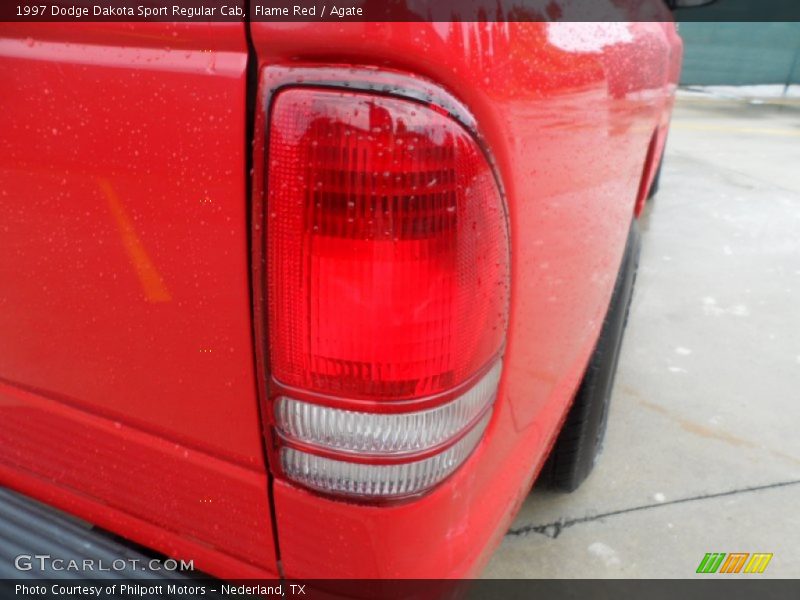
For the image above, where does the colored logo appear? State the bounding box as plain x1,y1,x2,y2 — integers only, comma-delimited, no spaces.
696,552,773,574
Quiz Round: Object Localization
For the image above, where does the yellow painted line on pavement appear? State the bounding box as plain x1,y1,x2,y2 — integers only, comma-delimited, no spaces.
672,123,800,137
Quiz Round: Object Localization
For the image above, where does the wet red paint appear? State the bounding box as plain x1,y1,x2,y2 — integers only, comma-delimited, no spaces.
0,5,681,580
0,22,277,578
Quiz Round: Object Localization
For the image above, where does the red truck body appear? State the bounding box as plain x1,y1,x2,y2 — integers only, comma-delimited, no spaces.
0,7,682,580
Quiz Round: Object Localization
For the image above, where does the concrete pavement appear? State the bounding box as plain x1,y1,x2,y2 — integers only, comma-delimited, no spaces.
484,96,800,578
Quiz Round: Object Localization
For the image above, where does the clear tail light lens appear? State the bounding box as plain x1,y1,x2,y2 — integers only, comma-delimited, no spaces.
276,360,501,457
280,412,492,499
265,86,509,499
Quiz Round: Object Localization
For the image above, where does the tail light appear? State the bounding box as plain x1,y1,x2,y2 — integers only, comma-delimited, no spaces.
265,87,509,500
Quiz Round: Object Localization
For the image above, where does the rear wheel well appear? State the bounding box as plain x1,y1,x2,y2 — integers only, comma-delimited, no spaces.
634,128,662,216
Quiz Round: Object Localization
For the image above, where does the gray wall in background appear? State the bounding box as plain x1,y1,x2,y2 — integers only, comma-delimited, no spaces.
678,22,800,86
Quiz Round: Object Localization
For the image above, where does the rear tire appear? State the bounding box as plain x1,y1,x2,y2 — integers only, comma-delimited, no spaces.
538,221,641,492
647,154,663,200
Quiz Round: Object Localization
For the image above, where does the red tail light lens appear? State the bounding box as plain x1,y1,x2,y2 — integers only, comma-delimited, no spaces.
266,87,509,498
